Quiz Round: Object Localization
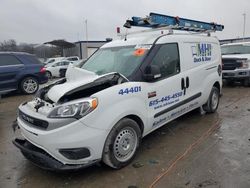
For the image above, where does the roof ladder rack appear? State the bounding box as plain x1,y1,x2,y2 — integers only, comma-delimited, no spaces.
124,12,224,33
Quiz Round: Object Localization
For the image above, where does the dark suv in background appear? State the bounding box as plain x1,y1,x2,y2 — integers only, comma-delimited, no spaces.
0,52,48,95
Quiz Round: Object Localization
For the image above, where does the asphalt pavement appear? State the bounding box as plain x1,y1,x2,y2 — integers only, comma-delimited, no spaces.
0,86,250,188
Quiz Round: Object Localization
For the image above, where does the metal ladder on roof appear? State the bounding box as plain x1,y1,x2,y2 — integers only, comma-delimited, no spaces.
123,12,224,33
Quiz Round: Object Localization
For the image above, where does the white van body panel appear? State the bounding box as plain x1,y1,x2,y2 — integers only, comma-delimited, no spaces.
15,33,222,167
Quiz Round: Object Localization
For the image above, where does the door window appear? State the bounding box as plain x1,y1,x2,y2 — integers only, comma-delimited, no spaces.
68,57,78,61
62,61,70,65
151,43,180,79
0,55,22,66
54,62,61,66
22,55,42,64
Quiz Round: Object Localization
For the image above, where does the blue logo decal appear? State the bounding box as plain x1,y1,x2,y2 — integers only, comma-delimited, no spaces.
191,43,212,63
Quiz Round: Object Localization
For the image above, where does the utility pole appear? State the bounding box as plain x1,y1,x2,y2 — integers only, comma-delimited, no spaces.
85,19,88,45
84,19,88,58
243,13,246,41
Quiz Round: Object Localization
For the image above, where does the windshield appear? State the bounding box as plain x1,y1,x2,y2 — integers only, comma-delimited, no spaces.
221,44,250,55
82,46,149,77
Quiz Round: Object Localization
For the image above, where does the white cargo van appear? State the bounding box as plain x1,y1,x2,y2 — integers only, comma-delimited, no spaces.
13,13,223,170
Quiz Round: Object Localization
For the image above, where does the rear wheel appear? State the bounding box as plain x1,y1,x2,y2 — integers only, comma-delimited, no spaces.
102,118,141,169
45,71,52,79
20,77,39,94
203,86,220,113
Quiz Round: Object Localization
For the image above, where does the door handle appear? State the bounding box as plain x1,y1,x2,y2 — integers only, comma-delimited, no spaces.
186,77,189,88
181,78,186,95
181,78,185,90
181,77,189,95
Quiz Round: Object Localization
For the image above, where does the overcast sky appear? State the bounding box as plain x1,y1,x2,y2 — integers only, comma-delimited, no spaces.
0,0,249,44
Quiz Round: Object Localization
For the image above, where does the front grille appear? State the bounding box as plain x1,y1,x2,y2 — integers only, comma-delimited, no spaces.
223,73,235,77
19,110,48,130
222,58,242,70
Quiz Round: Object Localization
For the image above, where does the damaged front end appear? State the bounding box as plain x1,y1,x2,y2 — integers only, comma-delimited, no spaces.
57,72,128,104
13,67,128,170
39,69,128,104
17,67,128,130
12,138,100,171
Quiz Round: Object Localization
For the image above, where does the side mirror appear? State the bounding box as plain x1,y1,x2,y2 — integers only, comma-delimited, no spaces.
143,65,161,82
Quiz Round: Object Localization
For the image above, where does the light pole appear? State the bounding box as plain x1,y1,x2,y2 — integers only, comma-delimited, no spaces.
243,13,246,41
84,19,88,58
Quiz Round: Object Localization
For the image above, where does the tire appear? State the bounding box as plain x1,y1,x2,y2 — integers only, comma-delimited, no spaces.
45,71,52,79
227,80,234,86
102,118,142,169
20,77,39,94
203,86,220,113
243,78,250,87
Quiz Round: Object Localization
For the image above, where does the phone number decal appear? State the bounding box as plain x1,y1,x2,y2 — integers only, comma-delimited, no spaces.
149,91,183,109
118,86,141,95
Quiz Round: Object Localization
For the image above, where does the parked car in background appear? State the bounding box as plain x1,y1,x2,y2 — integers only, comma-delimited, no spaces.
74,59,87,67
65,56,79,61
221,42,250,86
43,56,79,65
45,60,72,78
43,57,65,65
0,52,48,95
59,59,87,77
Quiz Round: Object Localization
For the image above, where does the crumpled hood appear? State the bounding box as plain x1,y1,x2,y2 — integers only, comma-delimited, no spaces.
47,65,98,103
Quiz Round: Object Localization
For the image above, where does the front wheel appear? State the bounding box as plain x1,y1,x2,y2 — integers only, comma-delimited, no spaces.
203,86,220,113
242,78,250,87
20,77,39,94
102,118,141,169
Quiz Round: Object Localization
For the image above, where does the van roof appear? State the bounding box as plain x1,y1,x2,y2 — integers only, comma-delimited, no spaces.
102,33,219,48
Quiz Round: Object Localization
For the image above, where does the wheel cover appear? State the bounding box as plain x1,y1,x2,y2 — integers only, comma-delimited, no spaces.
45,72,51,79
23,78,38,93
211,91,219,110
113,127,138,162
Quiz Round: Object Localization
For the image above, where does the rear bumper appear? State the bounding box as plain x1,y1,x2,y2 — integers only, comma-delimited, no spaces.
13,138,100,171
222,69,250,80
38,76,48,84
36,73,48,84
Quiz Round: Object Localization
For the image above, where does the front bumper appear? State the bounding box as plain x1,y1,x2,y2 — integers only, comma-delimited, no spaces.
14,101,109,170
222,69,250,80
13,138,100,171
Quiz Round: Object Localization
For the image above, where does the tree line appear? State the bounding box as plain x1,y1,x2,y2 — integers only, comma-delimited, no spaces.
0,39,61,59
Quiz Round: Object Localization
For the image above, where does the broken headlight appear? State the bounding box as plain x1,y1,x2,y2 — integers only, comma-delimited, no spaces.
48,98,98,119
